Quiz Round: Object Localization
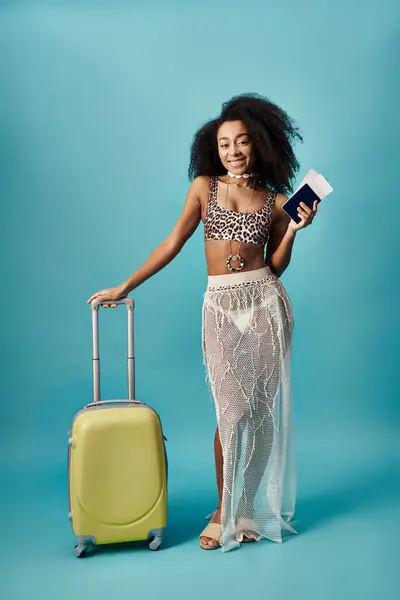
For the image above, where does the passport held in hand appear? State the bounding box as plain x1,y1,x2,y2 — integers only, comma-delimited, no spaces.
282,169,333,224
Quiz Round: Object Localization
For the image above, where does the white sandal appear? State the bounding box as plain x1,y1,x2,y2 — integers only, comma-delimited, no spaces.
200,512,221,550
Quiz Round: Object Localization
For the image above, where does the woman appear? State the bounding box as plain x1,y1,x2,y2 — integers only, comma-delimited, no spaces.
87,94,317,552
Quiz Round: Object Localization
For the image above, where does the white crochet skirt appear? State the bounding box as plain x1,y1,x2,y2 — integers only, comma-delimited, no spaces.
202,265,297,551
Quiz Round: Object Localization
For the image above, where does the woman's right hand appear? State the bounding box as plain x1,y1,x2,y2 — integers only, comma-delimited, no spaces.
87,285,127,308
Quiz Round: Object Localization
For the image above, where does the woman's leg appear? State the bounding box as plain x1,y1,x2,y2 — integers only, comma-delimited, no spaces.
214,427,224,505
202,294,256,549
236,412,274,524
235,299,293,540
200,427,224,549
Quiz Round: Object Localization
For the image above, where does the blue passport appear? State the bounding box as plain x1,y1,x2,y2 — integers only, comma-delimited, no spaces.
281,183,321,224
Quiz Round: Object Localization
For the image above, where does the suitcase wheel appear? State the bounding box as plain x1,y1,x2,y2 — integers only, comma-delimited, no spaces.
149,536,162,551
74,544,88,558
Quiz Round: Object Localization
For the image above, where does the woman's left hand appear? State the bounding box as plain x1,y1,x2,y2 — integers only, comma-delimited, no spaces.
288,201,318,233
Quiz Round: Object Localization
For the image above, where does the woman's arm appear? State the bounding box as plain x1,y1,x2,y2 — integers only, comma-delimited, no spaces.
119,177,204,295
266,194,296,278
266,192,318,278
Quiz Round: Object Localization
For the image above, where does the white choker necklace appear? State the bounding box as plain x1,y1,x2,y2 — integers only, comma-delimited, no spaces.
227,171,257,179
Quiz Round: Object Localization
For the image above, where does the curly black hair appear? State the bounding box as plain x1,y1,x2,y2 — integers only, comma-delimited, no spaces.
188,93,303,195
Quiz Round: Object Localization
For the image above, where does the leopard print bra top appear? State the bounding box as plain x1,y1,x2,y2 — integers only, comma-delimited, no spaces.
203,176,276,248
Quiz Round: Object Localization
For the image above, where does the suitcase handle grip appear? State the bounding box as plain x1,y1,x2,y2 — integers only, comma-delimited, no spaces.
91,297,134,310
90,297,135,403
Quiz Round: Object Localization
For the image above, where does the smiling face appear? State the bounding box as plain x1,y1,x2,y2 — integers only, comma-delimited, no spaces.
217,120,256,175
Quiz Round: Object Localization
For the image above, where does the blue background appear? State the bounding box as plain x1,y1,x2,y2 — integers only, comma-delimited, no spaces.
1,0,399,598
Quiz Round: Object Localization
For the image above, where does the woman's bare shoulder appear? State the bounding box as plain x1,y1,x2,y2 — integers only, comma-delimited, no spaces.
274,191,289,208
192,175,212,192
190,176,212,214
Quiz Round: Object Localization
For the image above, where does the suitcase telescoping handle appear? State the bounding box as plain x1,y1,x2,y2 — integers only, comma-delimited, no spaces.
90,297,135,404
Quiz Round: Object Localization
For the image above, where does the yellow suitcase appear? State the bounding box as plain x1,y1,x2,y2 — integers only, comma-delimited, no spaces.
68,298,167,558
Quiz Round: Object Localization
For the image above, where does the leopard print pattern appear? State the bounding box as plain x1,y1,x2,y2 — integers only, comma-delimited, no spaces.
204,176,276,248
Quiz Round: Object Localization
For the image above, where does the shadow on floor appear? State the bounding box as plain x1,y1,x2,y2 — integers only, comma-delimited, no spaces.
161,488,217,549
59,457,400,557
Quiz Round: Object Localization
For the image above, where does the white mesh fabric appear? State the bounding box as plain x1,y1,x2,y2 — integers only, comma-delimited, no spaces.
202,273,297,551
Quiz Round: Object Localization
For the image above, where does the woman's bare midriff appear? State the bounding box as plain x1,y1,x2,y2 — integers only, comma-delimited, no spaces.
205,240,267,276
